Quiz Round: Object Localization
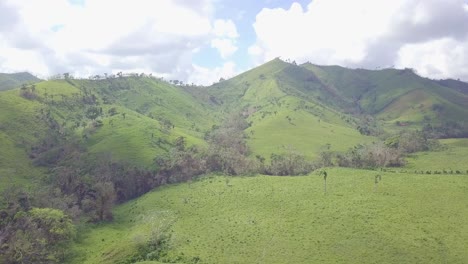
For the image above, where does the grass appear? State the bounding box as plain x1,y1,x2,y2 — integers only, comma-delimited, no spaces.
247,105,371,159
71,168,468,264
405,138,468,172
0,90,48,191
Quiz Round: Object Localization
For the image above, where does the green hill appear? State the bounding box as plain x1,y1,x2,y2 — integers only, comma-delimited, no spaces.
0,76,215,192
302,63,468,128
0,72,40,91
1,59,468,263
185,59,374,159
436,79,468,95
1,60,467,189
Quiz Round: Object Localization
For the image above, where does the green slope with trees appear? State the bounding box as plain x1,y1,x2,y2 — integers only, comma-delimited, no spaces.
1,58,468,263
302,63,468,133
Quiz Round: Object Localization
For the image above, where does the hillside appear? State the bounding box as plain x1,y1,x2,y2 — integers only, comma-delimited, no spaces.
1,59,468,263
2,59,468,190
302,63,468,128
0,76,215,192
184,59,375,159
436,79,468,95
0,72,40,91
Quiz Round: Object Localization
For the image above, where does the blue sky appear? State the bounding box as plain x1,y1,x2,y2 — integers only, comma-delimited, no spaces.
1,0,468,84
194,0,311,71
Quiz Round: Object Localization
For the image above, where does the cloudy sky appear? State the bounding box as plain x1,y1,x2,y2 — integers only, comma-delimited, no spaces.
1,0,468,85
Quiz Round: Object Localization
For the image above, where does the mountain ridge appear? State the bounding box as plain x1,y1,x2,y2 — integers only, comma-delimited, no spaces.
0,72,41,91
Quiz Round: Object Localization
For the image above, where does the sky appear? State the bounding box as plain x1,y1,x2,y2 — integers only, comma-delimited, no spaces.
1,0,468,85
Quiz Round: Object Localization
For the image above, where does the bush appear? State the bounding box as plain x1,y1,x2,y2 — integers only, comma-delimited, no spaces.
266,147,315,176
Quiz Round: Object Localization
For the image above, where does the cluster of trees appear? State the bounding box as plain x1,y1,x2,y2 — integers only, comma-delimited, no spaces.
266,147,314,175
423,121,468,138
318,130,438,169
156,114,316,181
335,142,405,168
155,114,259,182
47,71,203,88
19,83,37,100
0,189,75,263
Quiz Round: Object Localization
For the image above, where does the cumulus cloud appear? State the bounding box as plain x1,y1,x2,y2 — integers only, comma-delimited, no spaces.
189,61,238,85
213,19,239,38
0,0,221,83
211,38,238,58
396,38,468,80
250,0,468,81
210,19,239,58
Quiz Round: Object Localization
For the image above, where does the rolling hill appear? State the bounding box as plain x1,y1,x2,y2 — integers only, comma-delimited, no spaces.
0,76,216,192
1,58,468,263
0,72,40,91
302,63,468,128
2,58,468,189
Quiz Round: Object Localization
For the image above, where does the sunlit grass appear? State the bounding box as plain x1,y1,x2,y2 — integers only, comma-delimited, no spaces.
71,168,468,264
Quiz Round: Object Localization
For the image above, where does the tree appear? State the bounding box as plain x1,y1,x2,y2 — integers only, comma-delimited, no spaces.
174,136,186,151
319,170,328,194
90,181,116,222
85,106,100,120
4,208,75,263
374,174,382,192
28,208,75,245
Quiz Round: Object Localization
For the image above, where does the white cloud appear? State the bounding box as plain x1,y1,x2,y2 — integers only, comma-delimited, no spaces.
210,19,239,59
0,0,220,83
396,38,468,80
250,0,468,80
211,38,238,58
213,19,239,38
189,61,238,85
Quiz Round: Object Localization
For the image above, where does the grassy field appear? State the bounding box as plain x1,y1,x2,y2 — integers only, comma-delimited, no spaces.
71,167,468,264
405,138,468,172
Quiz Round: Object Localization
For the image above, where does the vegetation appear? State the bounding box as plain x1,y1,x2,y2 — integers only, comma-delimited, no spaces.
0,72,40,91
71,169,468,264
0,58,467,263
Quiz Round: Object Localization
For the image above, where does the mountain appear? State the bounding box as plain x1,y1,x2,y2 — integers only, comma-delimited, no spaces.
185,58,468,158
436,78,468,95
302,63,468,127
0,72,40,91
0,76,215,192
1,59,468,263
2,59,468,189
183,59,373,159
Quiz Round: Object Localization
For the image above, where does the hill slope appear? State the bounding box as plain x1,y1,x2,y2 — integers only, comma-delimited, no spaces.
185,59,374,159
0,72,40,91
2,60,468,188
0,76,215,191
2,60,468,263
302,63,468,128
